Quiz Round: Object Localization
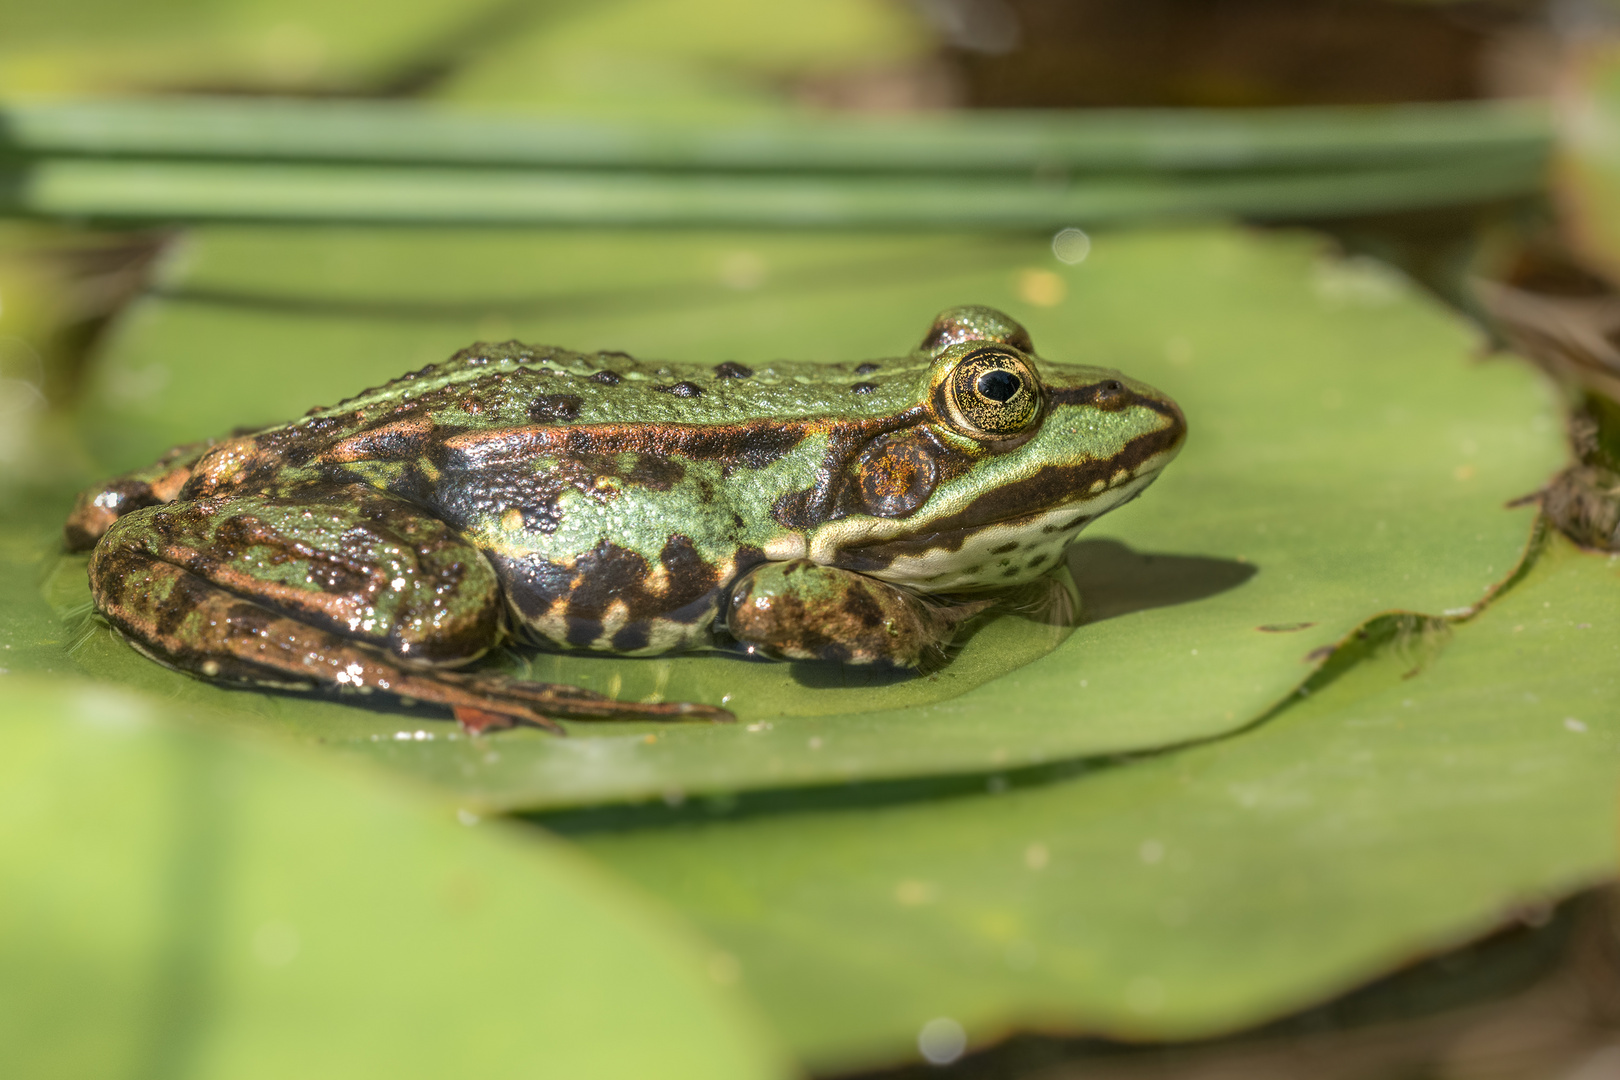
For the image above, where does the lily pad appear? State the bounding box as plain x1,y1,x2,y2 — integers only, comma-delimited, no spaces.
0,672,789,1079
53,223,1561,809
0,0,511,97
566,529,1620,1073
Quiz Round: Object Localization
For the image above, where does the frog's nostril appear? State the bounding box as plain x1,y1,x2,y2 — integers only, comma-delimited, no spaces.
1092,379,1129,410
976,369,1021,402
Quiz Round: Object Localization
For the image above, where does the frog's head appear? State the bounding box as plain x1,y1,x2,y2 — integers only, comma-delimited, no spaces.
811,306,1186,590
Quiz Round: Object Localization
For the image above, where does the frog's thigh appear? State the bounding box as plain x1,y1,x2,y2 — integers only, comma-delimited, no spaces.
92,491,505,666
725,560,968,667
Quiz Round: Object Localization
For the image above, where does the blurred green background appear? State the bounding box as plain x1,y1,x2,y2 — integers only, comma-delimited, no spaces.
11,1,1620,1077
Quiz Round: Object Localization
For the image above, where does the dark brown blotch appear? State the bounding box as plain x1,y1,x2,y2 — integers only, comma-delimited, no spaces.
851,382,877,394
714,362,753,379
591,370,622,385
656,381,703,398
610,623,651,652
625,454,686,490
854,362,881,375
528,394,583,423
841,584,886,631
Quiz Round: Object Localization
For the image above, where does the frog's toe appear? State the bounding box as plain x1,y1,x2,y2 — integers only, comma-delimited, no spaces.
449,670,735,727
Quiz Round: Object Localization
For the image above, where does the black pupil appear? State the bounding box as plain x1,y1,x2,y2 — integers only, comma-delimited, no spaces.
976,369,1021,403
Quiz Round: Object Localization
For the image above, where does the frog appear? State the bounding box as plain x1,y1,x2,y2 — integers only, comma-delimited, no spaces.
65,305,1186,733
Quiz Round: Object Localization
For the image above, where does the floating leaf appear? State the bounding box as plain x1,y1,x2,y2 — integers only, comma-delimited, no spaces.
0,674,789,1079
567,530,1620,1073
38,223,1563,809
0,0,515,97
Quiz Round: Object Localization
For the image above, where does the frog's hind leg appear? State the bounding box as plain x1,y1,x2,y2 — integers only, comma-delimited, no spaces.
90,491,731,732
724,559,992,668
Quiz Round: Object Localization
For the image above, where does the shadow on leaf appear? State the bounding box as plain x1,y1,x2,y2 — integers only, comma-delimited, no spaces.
1068,538,1257,624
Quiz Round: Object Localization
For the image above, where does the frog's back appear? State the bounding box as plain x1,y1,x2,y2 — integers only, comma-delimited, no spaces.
305,340,929,430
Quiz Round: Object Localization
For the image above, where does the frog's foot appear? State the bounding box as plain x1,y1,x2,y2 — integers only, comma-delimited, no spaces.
723,559,993,668
90,494,734,733
63,437,221,551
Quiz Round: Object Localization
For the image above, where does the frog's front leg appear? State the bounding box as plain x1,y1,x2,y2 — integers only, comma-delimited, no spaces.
723,560,992,667
89,487,730,731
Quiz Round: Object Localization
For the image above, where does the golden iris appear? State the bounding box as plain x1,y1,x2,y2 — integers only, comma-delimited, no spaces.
942,347,1041,439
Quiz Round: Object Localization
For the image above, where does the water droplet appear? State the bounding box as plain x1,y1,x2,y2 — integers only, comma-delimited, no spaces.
1051,227,1091,265
918,1017,967,1065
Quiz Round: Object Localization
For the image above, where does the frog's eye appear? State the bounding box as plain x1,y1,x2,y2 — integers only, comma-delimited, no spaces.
938,347,1042,440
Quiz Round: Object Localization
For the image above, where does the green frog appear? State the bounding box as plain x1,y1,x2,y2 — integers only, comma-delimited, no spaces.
65,306,1185,733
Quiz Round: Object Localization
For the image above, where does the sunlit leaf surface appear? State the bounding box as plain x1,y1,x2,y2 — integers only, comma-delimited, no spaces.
35,223,1561,809
568,531,1620,1073
0,674,789,1080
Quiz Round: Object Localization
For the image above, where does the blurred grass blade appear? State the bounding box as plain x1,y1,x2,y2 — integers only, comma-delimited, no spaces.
0,97,1552,174
4,150,1548,227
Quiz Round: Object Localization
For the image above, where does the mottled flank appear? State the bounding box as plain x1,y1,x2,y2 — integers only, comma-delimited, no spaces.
67,306,1185,731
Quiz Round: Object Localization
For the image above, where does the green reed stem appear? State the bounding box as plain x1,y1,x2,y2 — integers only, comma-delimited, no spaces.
0,97,1551,175
3,149,1546,227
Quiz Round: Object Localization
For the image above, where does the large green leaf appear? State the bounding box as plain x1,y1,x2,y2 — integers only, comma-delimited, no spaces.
0,0,925,110
0,0,514,97
42,223,1561,809
566,529,1620,1073
434,0,928,116
0,673,789,1079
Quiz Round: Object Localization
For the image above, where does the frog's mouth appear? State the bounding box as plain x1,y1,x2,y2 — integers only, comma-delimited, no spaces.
829,467,1159,580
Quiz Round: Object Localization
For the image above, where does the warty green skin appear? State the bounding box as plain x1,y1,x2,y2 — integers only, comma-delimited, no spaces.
65,306,1186,729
